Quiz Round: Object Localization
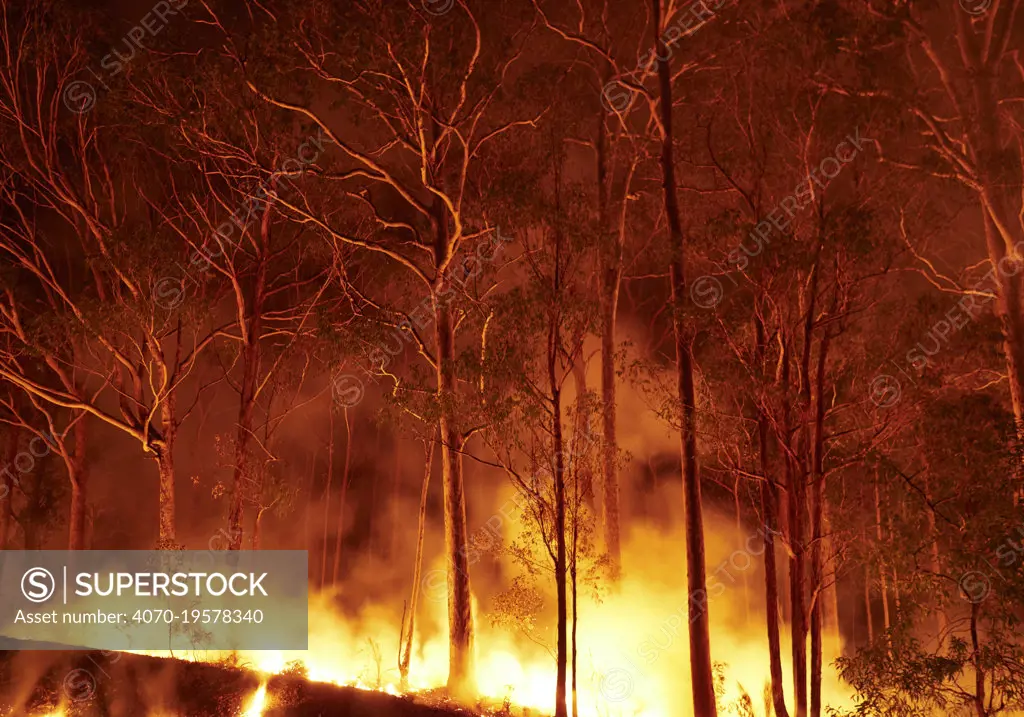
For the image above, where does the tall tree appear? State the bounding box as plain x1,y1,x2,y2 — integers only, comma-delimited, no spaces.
197,0,545,696
651,0,717,713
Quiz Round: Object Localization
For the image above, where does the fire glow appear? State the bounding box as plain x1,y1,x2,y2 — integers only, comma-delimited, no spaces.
28,506,853,717
240,682,268,716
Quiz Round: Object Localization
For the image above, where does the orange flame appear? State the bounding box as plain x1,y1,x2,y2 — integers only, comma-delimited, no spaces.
241,681,268,716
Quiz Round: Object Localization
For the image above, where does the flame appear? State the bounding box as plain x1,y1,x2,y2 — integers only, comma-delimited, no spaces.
107,480,858,717
241,681,268,716
136,589,841,717
127,503,854,717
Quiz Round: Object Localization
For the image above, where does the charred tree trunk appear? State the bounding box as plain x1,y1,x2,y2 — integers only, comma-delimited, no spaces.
756,316,790,717
652,1,716,712
400,433,435,690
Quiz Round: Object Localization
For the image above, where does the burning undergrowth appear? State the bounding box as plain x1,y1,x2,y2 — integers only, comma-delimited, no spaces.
0,479,853,717
0,341,858,717
0,647,487,717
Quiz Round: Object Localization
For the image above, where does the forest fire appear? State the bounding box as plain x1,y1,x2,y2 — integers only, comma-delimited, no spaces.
1,0,1023,715
101,507,855,717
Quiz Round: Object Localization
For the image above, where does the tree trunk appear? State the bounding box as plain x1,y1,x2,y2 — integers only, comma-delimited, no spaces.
967,68,1024,441
874,477,891,635
778,465,791,625
652,1,716,712
923,473,947,645
761,463,790,717
887,504,901,621
549,175,569,717
597,111,622,580
821,499,841,646
227,329,263,550
321,401,335,590
790,470,808,717
809,328,831,717
437,296,475,700
570,362,597,517
400,433,435,690
571,505,579,717
227,335,261,549
332,406,353,586
863,563,874,644
791,237,822,717
68,419,89,551
779,336,807,717
756,316,790,717
155,448,177,549
969,600,986,717
155,397,178,549
228,203,268,550
552,381,568,717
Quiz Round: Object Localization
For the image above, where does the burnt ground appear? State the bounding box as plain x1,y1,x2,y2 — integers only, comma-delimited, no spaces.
0,647,493,717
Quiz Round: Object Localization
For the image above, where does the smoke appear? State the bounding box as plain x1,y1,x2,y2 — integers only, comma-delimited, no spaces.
9,316,854,717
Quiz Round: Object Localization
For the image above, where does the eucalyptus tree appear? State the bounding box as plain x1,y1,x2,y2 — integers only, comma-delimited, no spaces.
189,0,551,697
0,0,233,548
